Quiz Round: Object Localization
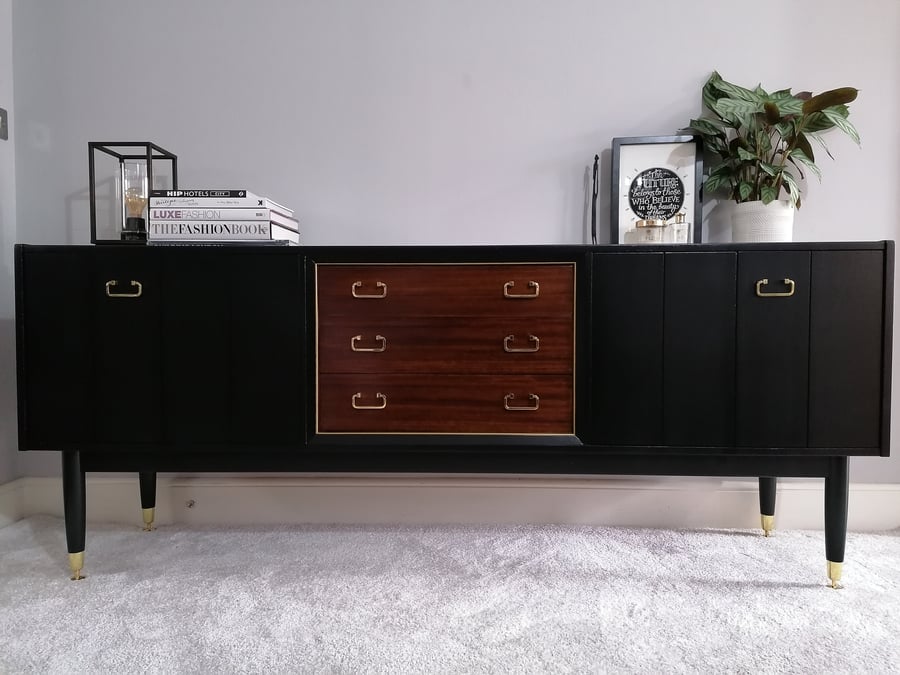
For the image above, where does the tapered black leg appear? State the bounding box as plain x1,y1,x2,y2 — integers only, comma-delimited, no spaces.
824,457,849,588
138,472,157,531
759,476,777,536
62,451,86,580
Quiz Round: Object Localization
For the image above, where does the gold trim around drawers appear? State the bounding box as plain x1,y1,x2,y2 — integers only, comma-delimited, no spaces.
314,261,577,436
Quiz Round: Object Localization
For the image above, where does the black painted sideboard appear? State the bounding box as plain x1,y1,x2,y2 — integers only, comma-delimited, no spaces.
14,242,894,586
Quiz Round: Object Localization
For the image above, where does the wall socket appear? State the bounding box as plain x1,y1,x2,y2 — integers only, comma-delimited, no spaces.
0,107,7,140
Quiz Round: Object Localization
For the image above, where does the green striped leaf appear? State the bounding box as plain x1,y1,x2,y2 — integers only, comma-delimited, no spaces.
715,97,763,117
823,107,861,144
703,164,734,193
737,146,758,162
795,133,815,164
738,181,754,201
760,185,780,203
790,148,822,181
807,132,835,161
712,77,764,103
759,161,778,177
688,118,726,137
776,97,804,116
782,171,801,207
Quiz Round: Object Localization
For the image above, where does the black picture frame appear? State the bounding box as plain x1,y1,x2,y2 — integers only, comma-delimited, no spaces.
610,135,703,244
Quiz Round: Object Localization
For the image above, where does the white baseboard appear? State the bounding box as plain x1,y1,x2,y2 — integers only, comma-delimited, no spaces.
0,478,24,528
3,474,899,532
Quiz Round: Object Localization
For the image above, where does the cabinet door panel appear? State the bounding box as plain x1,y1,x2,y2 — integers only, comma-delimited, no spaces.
161,251,231,444
18,249,93,447
809,250,884,448
162,250,305,446
664,252,736,446
736,251,810,447
93,249,163,443
91,248,163,443
591,253,664,445
229,253,304,445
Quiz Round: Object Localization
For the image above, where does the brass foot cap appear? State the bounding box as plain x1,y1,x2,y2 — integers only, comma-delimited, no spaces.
68,551,85,581
760,514,775,537
827,560,843,589
142,507,156,532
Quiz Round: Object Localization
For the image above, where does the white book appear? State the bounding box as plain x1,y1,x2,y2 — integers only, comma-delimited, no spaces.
147,220,274,241
149,190,293,215
269,210,300,230
271,222,301,244
149,207,270,221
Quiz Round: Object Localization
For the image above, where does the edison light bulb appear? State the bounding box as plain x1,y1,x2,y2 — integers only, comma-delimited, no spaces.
121,162,148,241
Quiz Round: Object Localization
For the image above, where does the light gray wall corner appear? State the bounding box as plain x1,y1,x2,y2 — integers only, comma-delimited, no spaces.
6,0,900,483
0,0,18,485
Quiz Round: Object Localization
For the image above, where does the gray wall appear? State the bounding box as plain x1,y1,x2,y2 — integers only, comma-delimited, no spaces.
1,0,17,485
6,0,900,481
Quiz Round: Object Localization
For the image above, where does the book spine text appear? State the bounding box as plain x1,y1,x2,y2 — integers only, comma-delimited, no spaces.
149,207,269,221
147,221,273,240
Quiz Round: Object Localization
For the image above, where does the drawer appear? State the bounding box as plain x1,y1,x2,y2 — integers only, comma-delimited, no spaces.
317,374,574,434
318,317,574,374
316,264,575,319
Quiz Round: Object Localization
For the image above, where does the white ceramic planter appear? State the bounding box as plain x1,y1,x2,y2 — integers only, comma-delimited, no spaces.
731,200,794,242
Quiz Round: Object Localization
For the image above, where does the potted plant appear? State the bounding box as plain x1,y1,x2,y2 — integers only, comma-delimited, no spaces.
686,71,859,241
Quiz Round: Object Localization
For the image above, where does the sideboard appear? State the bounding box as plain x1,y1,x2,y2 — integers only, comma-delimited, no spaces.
14,242,894,587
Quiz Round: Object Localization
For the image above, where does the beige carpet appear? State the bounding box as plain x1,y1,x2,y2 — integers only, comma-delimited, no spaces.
1,515,898,673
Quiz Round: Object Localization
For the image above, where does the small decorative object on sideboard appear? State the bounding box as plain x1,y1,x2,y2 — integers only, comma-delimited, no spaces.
685,71,860,243
610,135,703,245
88,142,178,244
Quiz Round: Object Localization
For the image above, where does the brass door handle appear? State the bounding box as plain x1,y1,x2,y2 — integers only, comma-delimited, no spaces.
350,334,387,352
105,280,143,298
503,334,540,353
351,281,387,298
504,393,540,411
351,392,387,410
503,280,540,299
756,278,795,297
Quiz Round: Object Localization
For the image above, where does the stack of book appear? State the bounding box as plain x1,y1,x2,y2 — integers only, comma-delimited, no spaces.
146,189,300,245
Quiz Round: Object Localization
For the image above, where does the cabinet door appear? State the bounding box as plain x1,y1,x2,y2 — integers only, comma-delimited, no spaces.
93,248,164,443
229,252,304,445
17,247,93,448
590,253,664,445
161,250,304,446
736,251,810,447
809,250,885,449
664,252,737,446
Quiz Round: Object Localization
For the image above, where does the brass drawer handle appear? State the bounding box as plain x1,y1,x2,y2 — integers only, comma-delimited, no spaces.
503,280,540,299
504,393,540,411
503,334,540,353
350,334,387,352
351,281,388,298
105,280,143,298
756,278,795,298
352,392,387,410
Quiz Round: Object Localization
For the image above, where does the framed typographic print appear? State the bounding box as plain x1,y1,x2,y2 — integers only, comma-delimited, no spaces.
610,135,703,244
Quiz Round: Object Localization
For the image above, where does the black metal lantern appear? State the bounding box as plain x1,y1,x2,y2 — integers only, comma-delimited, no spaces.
88,142,178,244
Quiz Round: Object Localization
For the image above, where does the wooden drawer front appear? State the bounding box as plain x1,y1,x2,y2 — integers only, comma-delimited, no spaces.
318,374,573,434
316,264,574,318
318,317,573,375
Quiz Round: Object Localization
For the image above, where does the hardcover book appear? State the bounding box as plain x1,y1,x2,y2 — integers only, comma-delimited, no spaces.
149,189,293,215
147,221,274,240
149,207,271,221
